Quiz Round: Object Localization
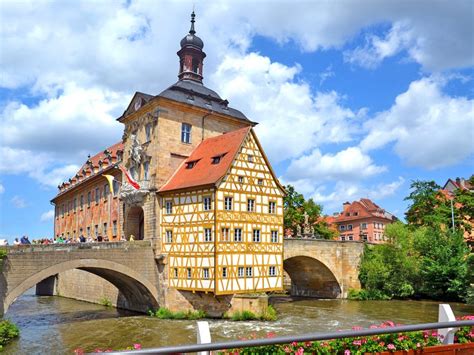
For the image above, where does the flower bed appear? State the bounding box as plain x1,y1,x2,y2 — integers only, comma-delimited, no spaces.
221,317,474,355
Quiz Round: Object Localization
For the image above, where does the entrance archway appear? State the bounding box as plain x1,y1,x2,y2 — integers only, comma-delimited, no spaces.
284,256,341,298
125,206,144,240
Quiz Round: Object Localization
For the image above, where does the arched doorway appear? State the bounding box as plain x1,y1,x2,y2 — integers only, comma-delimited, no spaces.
125,206,144,240
284,256,341,298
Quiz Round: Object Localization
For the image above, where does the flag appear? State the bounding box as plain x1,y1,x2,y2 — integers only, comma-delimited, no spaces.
102,174,115,195
118,165,140,190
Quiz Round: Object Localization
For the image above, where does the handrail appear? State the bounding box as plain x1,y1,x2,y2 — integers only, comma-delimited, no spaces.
101,320,474,354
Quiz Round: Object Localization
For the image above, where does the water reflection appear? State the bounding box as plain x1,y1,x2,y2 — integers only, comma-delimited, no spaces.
4,294,474,354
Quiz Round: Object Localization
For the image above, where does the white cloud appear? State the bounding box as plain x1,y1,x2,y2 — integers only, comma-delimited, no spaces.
211,53,364,163
40,209,55,222
11,195,27,208
0,183,4,194
361,76,474,169
286,147,386,182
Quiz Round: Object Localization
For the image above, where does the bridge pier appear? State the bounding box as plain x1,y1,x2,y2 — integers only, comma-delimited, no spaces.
36,275,57,296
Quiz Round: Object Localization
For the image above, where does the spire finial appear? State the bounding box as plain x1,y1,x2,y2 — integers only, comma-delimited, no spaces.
189,11,196,35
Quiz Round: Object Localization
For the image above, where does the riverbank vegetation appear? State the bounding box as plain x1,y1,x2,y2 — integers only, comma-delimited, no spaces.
147,307,207,320
221,318,473,354
352,179,473,303
0,320,19,351
0,248,6,272
224,305,277,321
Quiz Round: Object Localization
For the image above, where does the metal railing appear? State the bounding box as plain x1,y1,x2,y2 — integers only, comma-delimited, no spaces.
103,320,474,354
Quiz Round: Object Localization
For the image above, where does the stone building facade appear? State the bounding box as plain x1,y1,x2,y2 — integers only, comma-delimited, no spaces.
51,13,284,313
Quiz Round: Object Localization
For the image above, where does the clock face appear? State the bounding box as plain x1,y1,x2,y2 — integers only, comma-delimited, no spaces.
134,99,142,111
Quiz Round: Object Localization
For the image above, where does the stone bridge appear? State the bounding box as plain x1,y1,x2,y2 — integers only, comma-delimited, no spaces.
0,241,160,316
283,239,364,299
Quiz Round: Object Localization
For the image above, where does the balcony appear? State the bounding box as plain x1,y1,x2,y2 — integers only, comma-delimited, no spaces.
120,179,152,205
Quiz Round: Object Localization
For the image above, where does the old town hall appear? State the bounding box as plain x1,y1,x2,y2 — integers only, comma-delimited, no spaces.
51,13,285,303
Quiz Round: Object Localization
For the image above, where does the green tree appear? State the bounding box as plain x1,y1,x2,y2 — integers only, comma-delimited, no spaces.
405,180,451,229
454,175,474,234
283,185,336,239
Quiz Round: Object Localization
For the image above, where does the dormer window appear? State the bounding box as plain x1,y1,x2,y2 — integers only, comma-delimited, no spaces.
186,160,199,169
211,153,226,164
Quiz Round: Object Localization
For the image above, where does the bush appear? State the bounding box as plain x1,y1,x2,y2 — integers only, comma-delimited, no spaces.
348,288,390,300
0,320,20,351
99,297,112,308
225,306,277,321
148,307,206,320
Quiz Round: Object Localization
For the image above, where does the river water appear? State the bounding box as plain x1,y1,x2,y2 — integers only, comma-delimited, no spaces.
3,292,474,354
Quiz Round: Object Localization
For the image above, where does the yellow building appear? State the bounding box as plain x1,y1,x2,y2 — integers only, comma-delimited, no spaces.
160,127,285,295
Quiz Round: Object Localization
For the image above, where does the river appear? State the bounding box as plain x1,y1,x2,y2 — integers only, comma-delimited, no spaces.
3,292,474,354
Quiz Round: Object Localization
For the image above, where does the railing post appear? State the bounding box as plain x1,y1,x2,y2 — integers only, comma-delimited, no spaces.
438,304,457,344
196,321,212,355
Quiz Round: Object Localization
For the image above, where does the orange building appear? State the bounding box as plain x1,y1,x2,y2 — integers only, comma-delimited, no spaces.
51,143,124,241
331,198,397,243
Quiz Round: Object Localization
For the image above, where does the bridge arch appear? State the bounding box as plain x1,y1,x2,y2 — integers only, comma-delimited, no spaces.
4,258,159,315
284,255,342,298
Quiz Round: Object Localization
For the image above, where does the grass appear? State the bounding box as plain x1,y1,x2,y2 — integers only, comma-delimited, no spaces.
0,320,19,351
148,307,207,320
99,297,113,308
225,305,277,321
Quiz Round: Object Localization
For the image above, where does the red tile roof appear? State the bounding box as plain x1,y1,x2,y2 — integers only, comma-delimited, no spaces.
332,199,396,223
160,127,251,192
77,141,123,174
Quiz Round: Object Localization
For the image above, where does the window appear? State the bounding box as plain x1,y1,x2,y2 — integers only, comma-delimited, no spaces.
203,197,211,211
186,160,198,169
166,230,173,243
234,228,242,242
113,220,117,236
203,268,209,279
347,224,353,231
257,179,263,186
73,198,77,212
103,223,107,235
247,199,255,212
95,187,100,204
80,195,84,209
94,225,98,237
165,201,173,214
247,154,254,163
269,266,276,276
253,229,261,242
145,123,152,142
204,228,212,242
224,196,233,210
245,267,253,277
143,161,149,180
340,235,345,241
339,225,346,231
113,180,119,195
174,268,178,278
353,212,359,216
222,228,230,242
348,235,353,241
361,223,367,230
87,226,91,237
238,176,244,183
211,154,226,164
187,268,192,279
271,230,278,243
269,201,276,214
104,184,109,199
238,267,245,278
192,57,199,73
362,234,368,242
222,267,227,278
181,123,192,143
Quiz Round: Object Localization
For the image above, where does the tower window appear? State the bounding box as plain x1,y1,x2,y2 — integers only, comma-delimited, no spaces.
192,57,199,74
181,123,192,143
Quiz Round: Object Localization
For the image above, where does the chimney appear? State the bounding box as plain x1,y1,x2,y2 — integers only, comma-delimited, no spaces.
343,202,351,212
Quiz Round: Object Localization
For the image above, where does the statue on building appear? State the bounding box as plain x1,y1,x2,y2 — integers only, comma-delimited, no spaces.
129,134,143,166
303,211,312,237
296,224,302,238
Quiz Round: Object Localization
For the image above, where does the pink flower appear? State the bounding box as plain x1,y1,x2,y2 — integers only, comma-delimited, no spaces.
305,341,312,347
385,321,395,327
387,343,396,350
370,325,379,329
352,326,362,330
291,341,298,347
352,340,362,346
295,347,304,355
416,343,421,348
379,341,385,347
267,332,276,338
344,350,351,355
283,346,291,353
133,344,142,350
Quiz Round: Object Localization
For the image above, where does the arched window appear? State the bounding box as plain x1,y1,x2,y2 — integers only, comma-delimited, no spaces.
192,57,199,74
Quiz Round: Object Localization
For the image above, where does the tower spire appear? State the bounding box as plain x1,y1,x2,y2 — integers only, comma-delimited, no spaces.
189,11,196,35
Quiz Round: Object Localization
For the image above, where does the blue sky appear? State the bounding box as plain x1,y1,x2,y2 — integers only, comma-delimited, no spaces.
0,0,473,242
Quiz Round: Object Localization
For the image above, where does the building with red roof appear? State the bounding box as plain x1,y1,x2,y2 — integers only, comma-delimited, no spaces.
330,198,397,243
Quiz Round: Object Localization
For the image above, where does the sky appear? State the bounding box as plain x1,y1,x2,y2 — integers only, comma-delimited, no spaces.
0,0,473,242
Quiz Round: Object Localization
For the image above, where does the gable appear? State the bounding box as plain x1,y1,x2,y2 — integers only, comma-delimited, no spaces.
120,91,155,120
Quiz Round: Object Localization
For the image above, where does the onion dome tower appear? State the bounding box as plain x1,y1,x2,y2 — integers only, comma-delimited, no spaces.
177,11,206,83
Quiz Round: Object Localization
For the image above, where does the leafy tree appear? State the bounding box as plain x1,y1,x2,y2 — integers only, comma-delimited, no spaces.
283,185,336,239
454,175,474,235
405,180,451,229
